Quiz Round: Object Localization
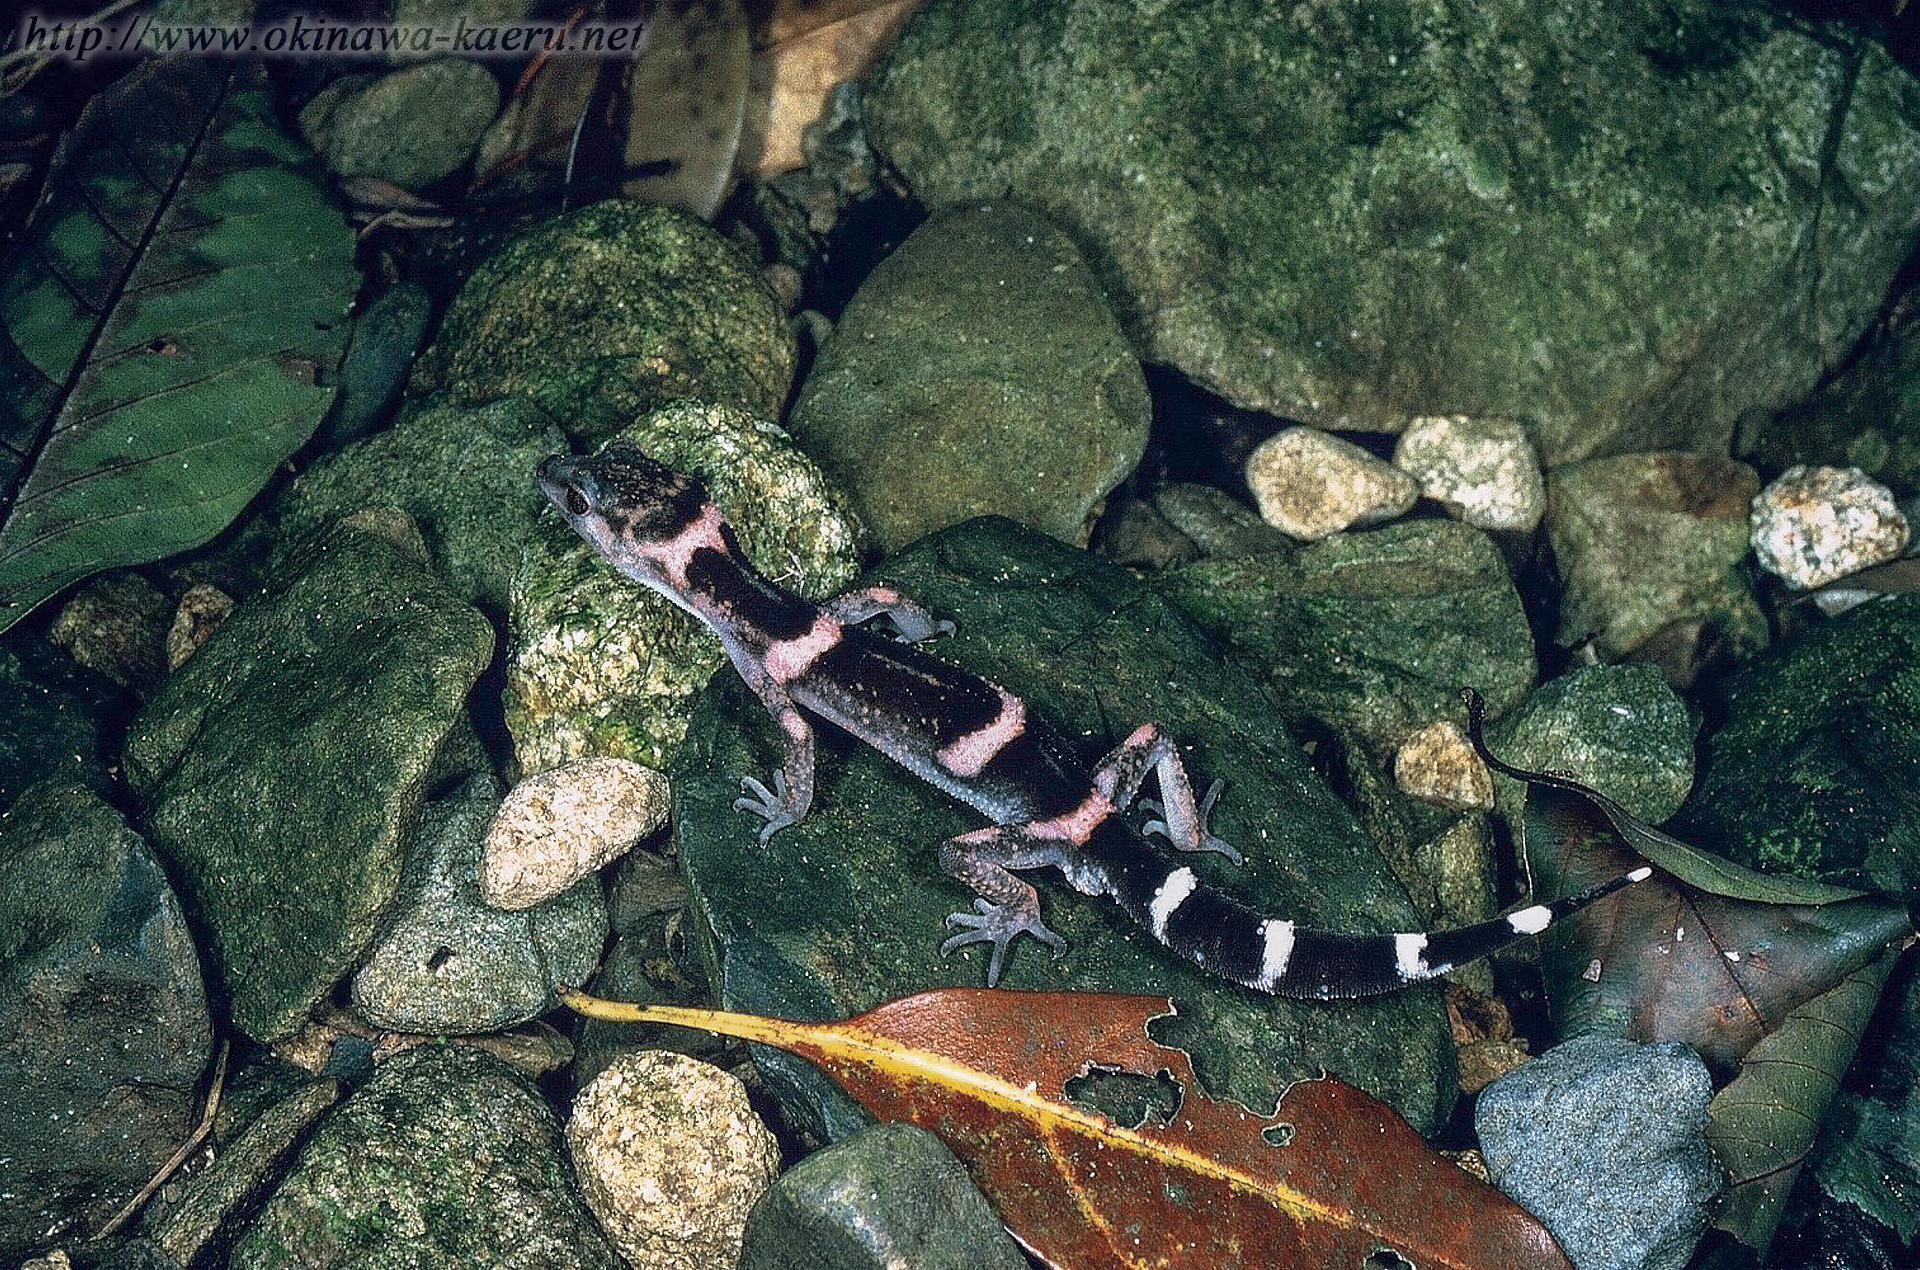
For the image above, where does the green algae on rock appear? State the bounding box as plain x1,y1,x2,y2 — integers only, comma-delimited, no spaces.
1545,452,1766,662
789,201,1149,550
0,781,212,1261
738,1122,1030,1270
276,396,559,613
124,514,494,1042
1679,596,1920,895
1485,664,1698,829
230,1045,622,1270
350,775,607,1034
411,201,796,438
297,57,499,189
1745,316,1920,502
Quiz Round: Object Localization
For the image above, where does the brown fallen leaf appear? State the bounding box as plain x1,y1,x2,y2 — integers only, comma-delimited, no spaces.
472,0,925,216
1462,688,1912,1071
471,1,749,217
741,0,925,175
607,0,754,216
1506,765,1909,1073
563,986,1573,1269
472,52,601,194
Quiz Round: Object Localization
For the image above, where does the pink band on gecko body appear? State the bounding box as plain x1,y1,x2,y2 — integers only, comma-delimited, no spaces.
937,686,1027,777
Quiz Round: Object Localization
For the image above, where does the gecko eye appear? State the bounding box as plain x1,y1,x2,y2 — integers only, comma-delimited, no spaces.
566,486,589,516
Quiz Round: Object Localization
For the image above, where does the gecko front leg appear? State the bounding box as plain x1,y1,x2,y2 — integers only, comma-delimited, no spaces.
937,825,1069,985
727,653,817,843
729,587,945,843
825,585,955,643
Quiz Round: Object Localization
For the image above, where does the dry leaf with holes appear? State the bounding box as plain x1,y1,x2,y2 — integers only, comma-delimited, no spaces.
565,987,1574,1269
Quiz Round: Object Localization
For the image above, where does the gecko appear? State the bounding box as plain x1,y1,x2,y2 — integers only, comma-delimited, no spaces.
537,443,1651,998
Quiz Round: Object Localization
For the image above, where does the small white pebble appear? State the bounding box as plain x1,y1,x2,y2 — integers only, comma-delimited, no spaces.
482,757,670,909
1392,414,1546,532
1245,426,1417,540
1749,464,1909,589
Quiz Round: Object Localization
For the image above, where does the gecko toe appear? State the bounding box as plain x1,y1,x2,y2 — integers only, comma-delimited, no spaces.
734,771,796,841
941,898,1066,985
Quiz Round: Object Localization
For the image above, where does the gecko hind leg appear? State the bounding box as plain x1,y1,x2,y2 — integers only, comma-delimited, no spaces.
1141,780,1237,861
937,826,1068,986
1095,724,1243,864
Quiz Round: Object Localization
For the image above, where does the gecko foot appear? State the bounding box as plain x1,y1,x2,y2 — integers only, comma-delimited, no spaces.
1141,780,1243,864
940,898,1066,986
733,771,797,844
827,587,956,643
881,614,956,644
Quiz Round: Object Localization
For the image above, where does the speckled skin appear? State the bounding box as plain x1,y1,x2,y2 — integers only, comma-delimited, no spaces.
538,444,1650,997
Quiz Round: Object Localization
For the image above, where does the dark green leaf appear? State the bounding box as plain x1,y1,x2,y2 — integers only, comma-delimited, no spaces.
1501,751,1870,908
0,57,356,634
1705,950,1902,1259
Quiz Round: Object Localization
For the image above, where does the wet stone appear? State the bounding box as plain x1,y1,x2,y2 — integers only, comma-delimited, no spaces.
46,571,170,692
123,515,494,1042
145,1077,343,1269
350,775,608,1035
0,782,212,1262
412,201,796,437
277,395,560,613
1749,463,1910,590
1161,519,1535,751
867,0,1920,463
1677,594,1920,892
298,58,499,190
230,1045,621,1270
739,1122,1028,1270
1477,1035,1719,1270
1484,665,1697,828
1244,426,1417,540
789,201,1150,551
0,634,121,808
1394,721,1495,812
1393,414,1545,533
1545,451,1765,660
483,756,670,910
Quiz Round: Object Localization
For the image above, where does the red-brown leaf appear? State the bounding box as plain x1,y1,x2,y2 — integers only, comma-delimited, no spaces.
564,987,1570,1269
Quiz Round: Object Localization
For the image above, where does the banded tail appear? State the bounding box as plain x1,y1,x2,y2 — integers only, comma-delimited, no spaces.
1087,821,1652,999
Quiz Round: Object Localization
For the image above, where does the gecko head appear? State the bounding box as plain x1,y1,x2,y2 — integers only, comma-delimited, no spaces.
537,444,720,586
